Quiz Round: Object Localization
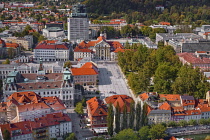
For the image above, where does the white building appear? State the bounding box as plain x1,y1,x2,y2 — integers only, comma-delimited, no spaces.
3,64,81,108
43,27,65,38
0,61,64,79
34,40,71,61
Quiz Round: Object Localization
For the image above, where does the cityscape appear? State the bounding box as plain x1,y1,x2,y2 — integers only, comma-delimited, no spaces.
0,0,210,140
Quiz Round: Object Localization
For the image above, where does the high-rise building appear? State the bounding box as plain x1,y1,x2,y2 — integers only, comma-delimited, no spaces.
67,3,89,42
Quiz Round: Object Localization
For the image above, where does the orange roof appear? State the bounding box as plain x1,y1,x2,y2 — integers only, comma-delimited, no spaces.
113,48,125,53
86,97,108,117
159,94,180,101
71,68,98,76
196,51,206,53
105,95,134,113
185,110,201,116
203,32,210,35
75,35,123,51
81,62,97,69
7,91,41,104
18,102,50,112
159,102,171,110
71,62,98,76
139,93,149,101
5,43,19,48
159,21,171,25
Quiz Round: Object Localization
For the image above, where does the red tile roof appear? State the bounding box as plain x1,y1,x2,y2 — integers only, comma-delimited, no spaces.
86,97,108,117
159,102,171,110
7,91,41,104
75,35,123,52
35,40,68,50
0,112,71,138
159,94,180,101
177,52,210,64
71,62,98,76
5,43,19,48
105,95,134,113
139,93,149,101
159,21,171,25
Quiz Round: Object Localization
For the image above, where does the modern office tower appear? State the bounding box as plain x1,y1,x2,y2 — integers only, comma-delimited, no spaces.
67,3,89,42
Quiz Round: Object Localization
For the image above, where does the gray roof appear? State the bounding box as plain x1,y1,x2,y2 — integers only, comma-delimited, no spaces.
150,109,171,114
181,95,194,100
182,42,210,53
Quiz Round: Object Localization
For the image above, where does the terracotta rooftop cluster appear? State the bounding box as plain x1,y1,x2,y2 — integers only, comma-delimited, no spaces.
0,112,70,137
140,92,210,116
74,36,123,53
1,91,66,114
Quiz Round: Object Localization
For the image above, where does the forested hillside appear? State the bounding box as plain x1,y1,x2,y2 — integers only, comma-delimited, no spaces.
83,0,210,25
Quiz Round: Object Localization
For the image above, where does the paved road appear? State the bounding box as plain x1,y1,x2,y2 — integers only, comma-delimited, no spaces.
97,62,131,98
67,109,93,140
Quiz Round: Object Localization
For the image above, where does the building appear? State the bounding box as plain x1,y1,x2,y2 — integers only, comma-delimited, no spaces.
0,61,64,79
86,97,108,129
177,51,210,71
155,33,203,45
104,95,134,129
34,40,72,61
6,37,31,50
0,112,72,140
43,27,65,38
197,25,210,40
71,62,99,86
74,34,123,61
0,38,20,58
138,92,210,124
43,22,65,39
3,62,81,107
0,91,66,123
67,3,89,42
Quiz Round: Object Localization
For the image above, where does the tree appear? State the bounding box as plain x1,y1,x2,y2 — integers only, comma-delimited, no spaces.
188,119,197,126
141,103,148,126
149,124,167,139
64,61,72,68
74,102,84,115
3,129,11,140
2,58,10,64
107,103,114,136
7,48,15,59
135,101,141,130
167,121,177,127
38,35,46,42
65,133,77,140
115,102,120,133
178,120,188,127
122,104,128,130
129,101,135,129
139,126,150,140
199,119,208,125
114,129,138,140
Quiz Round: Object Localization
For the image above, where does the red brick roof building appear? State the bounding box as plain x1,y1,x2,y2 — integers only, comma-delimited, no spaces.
71,62,99,86
74,34,123,61
34,40,71,62
177,52,210,71
138,92,210,124
0,91,66,124
86,97,108,128
0,112,72,140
